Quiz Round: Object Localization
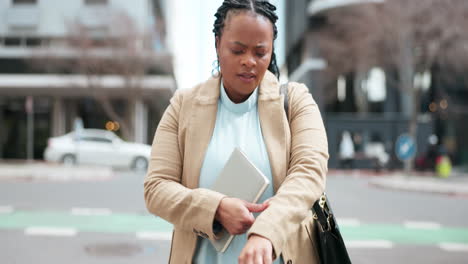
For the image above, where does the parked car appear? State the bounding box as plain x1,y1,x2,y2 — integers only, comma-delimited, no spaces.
44,129,151,170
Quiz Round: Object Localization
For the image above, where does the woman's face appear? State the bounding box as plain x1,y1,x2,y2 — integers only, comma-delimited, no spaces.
216,11,274,103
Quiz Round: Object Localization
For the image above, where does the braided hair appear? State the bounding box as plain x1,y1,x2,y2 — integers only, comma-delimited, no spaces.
213,0,280,79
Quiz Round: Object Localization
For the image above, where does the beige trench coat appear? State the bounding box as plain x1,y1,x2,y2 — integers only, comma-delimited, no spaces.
144,71,329,264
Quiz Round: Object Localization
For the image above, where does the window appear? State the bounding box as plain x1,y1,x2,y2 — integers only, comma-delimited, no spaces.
80,137,113,144
12,0,37,4
25,37,41,46
337,75,346,102
365,68,386,102
87,26,109,40
84,0,108,5
4,37,21,46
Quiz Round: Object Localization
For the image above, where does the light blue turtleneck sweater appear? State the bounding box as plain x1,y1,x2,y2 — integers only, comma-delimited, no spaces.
193,81,283,264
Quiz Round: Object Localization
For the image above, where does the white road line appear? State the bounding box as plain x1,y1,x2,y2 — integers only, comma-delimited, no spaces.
337,218,360,227
71,207,112,216
439,243,468,252
136,232,172,241
0,205,13,214
346,240,394,249
403,221,441,230
25,227,78,237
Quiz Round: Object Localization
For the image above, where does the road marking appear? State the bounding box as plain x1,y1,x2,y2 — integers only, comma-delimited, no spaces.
346,240,394,249
2,210,467,247
0,210,173,234
136,231,172,241
337,218,360,227
71,207,112,216
25,227,78,237
0,206,13,214
439,243,468,252
404,221,441,230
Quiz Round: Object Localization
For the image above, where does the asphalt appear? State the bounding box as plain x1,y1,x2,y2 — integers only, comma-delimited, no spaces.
329,168,468,197
1,160,468,196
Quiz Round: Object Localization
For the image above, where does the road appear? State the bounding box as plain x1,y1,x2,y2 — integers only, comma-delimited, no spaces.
0,168,467,263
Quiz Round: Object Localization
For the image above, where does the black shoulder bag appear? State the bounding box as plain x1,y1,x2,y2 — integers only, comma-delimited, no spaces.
280,83,352,264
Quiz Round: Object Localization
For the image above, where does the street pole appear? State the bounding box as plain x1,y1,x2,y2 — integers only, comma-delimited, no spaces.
0,100,3,159
26,96,34,162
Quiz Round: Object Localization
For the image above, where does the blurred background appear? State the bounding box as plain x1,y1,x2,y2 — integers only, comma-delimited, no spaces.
0,0,467,263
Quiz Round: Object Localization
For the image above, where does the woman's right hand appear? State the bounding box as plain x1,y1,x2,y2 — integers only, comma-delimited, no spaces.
215,197,269,235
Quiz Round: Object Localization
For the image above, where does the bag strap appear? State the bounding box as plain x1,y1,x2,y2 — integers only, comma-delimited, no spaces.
280,84,333,224
280,84,329,213
279,83,289,122
280,83,349,261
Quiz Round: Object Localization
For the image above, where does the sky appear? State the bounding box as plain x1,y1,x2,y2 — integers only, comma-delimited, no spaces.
166,0,285,90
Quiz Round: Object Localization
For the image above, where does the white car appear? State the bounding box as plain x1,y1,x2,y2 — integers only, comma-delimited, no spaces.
44,129,151,170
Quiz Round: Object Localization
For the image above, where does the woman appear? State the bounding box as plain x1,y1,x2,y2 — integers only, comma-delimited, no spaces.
144,1,329,263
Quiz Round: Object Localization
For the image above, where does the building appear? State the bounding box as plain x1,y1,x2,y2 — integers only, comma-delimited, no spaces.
284,0,438,169
0,0,175,160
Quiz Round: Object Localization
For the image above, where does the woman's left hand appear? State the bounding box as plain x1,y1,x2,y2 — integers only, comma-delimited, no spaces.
238,235,274,264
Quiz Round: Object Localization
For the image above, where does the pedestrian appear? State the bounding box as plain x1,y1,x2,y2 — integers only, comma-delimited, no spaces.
144,1,329,263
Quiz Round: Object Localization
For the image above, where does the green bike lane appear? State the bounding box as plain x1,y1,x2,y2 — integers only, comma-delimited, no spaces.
1,210,468,246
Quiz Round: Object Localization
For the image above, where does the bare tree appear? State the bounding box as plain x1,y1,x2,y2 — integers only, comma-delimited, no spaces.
30,10,156,141
68,11,154,140
379,0,467,155
314,0,468,171
311,3,383,111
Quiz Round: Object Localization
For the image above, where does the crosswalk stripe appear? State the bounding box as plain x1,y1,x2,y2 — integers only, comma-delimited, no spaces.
71,207,112,216
404,221,441,229
0,205,13,214
25,227,78,237
136,231,172,241
337,218,360,227
346,240,394,249
439,243,468,252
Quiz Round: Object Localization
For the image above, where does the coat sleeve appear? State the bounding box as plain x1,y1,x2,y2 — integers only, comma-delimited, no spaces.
248,83,329,257
143,90,225,240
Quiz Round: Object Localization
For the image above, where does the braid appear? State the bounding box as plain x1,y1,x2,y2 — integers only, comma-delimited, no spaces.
213,0,280,79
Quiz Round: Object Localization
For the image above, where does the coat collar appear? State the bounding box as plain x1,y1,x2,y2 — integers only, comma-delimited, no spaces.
186,70,286,192
194,71,281,105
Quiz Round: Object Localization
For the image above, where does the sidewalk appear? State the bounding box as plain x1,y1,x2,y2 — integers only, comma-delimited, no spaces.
2,160,468,195
330,169,468,196
0,160,114,182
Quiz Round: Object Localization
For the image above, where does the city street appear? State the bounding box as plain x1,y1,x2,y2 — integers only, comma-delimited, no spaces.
1,167,467,264
1,0,468,263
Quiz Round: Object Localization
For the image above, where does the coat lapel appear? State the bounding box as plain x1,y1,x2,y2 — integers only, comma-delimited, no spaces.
184,72,287,192
258,72,287,193
184,76,220,189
